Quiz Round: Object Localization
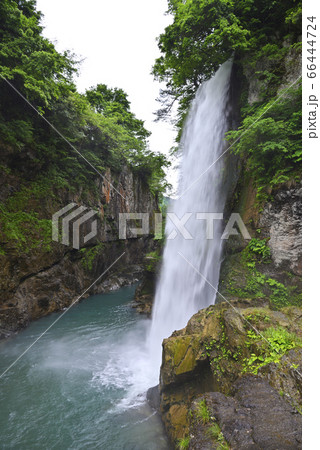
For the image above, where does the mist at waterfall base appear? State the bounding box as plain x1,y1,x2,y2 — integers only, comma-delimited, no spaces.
0,61,232,448
0,286,169,449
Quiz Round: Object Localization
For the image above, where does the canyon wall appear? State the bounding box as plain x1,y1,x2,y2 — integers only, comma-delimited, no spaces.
153,44,302,448
0,161,158,338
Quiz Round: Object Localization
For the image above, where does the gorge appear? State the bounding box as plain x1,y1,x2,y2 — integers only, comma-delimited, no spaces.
0,0,303,449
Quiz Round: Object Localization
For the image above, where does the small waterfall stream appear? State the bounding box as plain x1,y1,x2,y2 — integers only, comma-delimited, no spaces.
149,60,233,369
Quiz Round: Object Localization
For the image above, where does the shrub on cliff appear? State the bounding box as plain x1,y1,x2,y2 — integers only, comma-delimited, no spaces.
0,0,169,195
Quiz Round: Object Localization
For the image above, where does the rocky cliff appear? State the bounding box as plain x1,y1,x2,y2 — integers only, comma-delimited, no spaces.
150,171,302,448
150,43,302,449
153,134,302,449
0,0,171,339
0,162,158,339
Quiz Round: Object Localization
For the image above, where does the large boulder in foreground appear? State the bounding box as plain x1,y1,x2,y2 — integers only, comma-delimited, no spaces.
158,299,302,447
189,376,301,449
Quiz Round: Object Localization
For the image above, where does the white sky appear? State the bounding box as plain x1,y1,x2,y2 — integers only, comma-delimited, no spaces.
36,0,179,192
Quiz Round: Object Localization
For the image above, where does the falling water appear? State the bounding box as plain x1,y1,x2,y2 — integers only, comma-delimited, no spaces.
149,60,233,369
0,62,234,449
0,61,234,449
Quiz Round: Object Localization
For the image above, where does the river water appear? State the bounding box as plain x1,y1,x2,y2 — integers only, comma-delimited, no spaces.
0,285,169,449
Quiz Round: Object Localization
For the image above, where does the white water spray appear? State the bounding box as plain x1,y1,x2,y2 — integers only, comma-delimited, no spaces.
149,60,233,370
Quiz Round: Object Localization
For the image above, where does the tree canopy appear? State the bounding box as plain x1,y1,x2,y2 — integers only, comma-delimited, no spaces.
0,0,169,195
153,0,301,124
152,0,301,193
0,0,76,109
85,84,151,141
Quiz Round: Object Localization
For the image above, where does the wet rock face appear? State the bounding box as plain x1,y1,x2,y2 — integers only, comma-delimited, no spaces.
147,385,161,411
244,45,301,105
0,165,158,338
158,301,302,445
190,377,301,450
218,183,302,311
0,238,155,339
259,188,302,276
133,271,157,316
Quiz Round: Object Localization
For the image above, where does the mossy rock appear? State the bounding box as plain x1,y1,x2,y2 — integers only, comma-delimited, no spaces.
188,377,301,450
166,404,189,441
159,301,302,444
162,335,204,384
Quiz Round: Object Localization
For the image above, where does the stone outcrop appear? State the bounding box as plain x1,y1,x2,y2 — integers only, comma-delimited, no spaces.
219,182,302,311
150,178,302,448
157,300,302,446
243,43,301,105
189,376,301,449
133,270,157,316
259,187,302,276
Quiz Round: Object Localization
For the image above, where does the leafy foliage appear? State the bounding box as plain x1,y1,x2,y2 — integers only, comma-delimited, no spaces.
0,204,52,253
0,1,169,251
243,326,301,374
85,84,150,141
196,399,210,423
193,400,229,448
246,238,271,262
0,0,168,194
0,0,76,110
153,0,301,125
207,423,221,439
227,85,302,194
79,243,104,271
0,177,56,253
223,239,301,309
265,278,290,309
144,250,162,273
177,436,190,449
207,423,229,449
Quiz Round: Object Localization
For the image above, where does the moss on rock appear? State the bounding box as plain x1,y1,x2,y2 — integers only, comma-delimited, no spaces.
159,301,302,445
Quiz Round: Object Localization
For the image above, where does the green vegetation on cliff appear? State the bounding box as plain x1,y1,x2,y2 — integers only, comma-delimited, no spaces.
153,0,301,117
220,237,302,309
227,84,301,198
153,0,301,193
243,325,301,375
0,0,169,253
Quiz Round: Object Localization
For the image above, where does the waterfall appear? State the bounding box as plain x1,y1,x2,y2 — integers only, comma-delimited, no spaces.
149,60,233,370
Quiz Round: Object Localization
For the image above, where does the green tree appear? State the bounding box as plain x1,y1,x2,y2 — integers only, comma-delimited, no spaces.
153,0,301,126
0,0,76,109
0,0,76,151
0,0,169,197
85,84,150,140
